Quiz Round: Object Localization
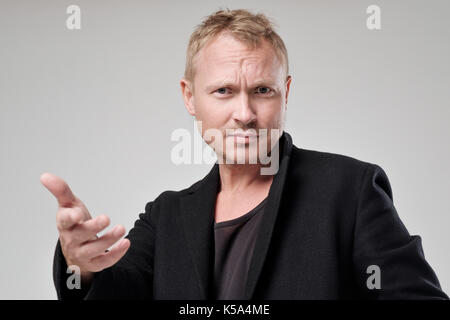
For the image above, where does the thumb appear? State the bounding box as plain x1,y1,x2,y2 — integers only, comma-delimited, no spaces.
40,172,77,207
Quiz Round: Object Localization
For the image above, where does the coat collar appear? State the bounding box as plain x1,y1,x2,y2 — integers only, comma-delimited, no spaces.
179,131,293,299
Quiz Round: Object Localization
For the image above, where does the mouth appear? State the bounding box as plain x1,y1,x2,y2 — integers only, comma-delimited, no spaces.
226,130,259,144
226,129,258,137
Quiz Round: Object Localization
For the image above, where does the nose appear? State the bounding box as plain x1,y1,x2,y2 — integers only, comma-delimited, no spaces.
232,93,256,128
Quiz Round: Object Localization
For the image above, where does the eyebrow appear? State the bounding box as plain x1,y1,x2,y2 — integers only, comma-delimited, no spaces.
205,79,277,92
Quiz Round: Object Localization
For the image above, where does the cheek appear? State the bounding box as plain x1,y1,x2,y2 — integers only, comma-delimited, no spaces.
257,100,284,127
194,95,229,131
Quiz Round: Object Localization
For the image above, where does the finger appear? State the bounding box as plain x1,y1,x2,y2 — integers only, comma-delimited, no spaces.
69,215,110,243
79,225,126,260
40,172,77,208
88,238,130,272
56,206,85,230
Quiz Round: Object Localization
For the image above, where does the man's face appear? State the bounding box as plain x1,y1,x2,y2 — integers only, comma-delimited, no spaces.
181,31,291,165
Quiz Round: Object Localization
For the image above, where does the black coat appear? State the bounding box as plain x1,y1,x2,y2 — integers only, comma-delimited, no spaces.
53,131,448,299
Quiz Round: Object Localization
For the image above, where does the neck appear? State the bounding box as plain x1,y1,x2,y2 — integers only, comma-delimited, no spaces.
218,163,274,194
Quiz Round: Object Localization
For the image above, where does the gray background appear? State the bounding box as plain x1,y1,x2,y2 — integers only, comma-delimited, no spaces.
0,0,449,299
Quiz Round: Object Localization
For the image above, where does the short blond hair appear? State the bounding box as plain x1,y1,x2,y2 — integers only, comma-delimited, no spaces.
184,8,289,86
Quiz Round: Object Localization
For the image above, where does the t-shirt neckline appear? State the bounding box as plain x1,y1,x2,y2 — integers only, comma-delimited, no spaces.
214,196,268,229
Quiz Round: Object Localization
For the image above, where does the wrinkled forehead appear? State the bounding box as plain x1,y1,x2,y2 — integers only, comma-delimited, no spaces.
193,32,284,85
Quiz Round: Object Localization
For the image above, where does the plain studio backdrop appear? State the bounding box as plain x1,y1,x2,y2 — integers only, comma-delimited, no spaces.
0,0,449,299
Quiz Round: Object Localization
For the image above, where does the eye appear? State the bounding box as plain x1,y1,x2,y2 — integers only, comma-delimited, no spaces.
215,88,231,95
255,87,272,95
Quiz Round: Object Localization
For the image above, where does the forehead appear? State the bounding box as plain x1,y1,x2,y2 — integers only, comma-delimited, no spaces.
194,32,283,83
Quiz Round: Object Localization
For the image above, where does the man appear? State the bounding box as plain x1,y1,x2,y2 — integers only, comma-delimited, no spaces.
42,9,448,299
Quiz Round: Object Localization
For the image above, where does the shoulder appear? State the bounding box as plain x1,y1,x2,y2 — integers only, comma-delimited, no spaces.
288,145,387,190
291,144,370,168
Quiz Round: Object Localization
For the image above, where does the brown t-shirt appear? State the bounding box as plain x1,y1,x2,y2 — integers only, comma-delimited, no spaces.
213,196,268,300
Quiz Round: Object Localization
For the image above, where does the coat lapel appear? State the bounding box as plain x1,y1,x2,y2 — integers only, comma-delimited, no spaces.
178,131,293,299
244,131,293,299
179,163,220,299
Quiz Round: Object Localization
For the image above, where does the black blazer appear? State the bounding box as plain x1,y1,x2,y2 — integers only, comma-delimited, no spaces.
53,131,448,299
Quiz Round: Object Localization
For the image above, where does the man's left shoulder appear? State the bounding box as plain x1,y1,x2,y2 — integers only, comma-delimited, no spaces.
288,145,383,182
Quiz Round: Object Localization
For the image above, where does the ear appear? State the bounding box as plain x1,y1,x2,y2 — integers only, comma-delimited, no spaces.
180,78,196,116
284,75,292,109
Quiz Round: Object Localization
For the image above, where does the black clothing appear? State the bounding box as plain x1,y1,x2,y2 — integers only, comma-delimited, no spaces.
53,131,448,299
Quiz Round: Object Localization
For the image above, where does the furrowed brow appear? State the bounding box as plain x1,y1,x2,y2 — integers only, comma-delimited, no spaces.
205,81,236,92
250,79,277,88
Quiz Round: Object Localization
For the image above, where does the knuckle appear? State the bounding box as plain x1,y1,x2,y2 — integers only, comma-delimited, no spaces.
69,209,81,225
60,216,72,229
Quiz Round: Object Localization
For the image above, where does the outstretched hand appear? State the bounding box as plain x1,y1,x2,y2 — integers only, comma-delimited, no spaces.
41,173,130,273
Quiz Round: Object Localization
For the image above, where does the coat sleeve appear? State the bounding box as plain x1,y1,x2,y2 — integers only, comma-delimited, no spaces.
53,200,157,299
352,163,448,299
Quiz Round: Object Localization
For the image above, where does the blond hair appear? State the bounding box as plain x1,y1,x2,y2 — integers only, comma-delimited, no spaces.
184,8,289,86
